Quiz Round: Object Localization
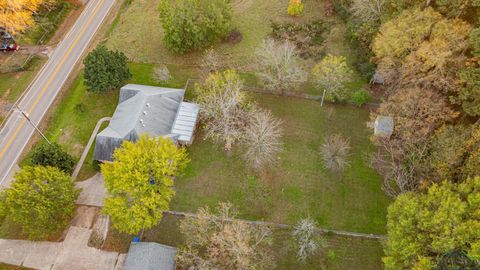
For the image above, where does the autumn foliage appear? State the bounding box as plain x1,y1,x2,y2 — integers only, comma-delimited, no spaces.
0,0,56,34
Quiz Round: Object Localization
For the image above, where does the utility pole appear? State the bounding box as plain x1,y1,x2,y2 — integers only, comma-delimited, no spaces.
14,104,51,145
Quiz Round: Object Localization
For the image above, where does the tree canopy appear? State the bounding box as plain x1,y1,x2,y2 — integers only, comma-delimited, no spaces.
383,177,480,270
177,202,275,269
31,142,75,173
83,45,131,92
0,166,79,239
311,54,354,103
0,0,55,34
158,0,232,54
194,69,250,150
373,8,471,94
101,135,189,234
376,87,458,145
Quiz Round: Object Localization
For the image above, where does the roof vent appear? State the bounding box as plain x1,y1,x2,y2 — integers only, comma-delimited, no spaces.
143,111,147,115
140,119,144,123
146,103,150,108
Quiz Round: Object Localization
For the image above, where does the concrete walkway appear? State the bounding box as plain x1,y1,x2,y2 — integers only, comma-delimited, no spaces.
72,117,111,180
0,226,125,270
76,173,106,207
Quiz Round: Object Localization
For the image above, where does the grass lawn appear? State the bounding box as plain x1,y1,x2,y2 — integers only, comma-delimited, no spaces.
0,58,46,103
106,0,325,68
104,214,384,270
173,94,388,234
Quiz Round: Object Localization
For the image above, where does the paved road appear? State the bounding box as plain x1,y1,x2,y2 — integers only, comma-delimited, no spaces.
0,0,115,186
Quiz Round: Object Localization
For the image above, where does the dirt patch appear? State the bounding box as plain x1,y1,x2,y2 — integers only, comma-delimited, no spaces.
49,0,85,45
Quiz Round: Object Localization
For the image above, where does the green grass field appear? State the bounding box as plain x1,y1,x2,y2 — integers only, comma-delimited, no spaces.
0,58,46,103
173,94,388,234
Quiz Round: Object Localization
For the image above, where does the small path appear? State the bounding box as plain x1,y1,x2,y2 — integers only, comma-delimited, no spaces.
76,173,106,207
72,117,111,180
17,45,53,57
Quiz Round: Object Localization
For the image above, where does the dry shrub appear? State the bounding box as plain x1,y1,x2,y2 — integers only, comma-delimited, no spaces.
320,134,351,172
201,48,221,77
292,218,325,262
152,66,171,82
243,109,283,170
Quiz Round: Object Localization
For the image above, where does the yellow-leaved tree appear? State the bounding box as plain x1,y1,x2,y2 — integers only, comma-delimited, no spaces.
0,0,55,34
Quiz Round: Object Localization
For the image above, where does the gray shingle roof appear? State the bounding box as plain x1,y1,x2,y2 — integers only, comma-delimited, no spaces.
123,242,177,270
93,84,198,161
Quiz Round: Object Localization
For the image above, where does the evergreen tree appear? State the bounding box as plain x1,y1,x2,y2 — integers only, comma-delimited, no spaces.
83,45,131,92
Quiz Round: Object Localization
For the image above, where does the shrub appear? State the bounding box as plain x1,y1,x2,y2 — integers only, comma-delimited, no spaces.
159,0,232,54
288,0,304,17
201,48,221,77
292,218,325,262
1,166,79,239
31,142,75,174
83,45,131,92
350,88,371,106
270,20,327,59
320,134,351,172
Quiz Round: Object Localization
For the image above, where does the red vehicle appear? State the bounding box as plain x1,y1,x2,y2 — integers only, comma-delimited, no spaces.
1,27,19,52
1,42,19,52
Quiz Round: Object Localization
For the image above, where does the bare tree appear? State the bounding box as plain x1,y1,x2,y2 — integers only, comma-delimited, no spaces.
195,70,249,151
177,202,275,270
370,138,429,198
201,48,221,78
320,134,351,172
350,0,386,23
292,218,325,262
255,38,307,94
243,109,283,170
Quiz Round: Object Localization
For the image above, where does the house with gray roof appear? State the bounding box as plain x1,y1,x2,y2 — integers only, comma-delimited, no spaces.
93,84,199,161
123,242,177,270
